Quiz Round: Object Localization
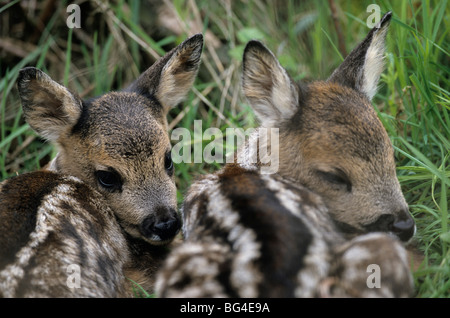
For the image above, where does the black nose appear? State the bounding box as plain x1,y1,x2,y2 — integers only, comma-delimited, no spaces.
364,211,415,242
391,216,415,242
153,218,180,240
141,209,181,242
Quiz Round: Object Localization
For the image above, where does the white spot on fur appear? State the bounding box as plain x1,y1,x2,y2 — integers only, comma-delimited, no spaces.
229,225,262,298
206,188,262,297
264,176,299,216
207,186,240,230
0,187,61,296
295,237,330,297
236,129,260,170
158,242,230,297
342,245,371,263
181,180,263,297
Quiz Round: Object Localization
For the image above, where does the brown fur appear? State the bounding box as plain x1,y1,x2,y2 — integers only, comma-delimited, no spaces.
239,12,415,242
156,12,415,297
320,233,412,297
4,34,203,297
157,165,343,297
157,166,413,297
0,171,129,297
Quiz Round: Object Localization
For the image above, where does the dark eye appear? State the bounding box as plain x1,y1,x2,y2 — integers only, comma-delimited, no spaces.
165,151,174,176
95,170,122,192
316,169,352,192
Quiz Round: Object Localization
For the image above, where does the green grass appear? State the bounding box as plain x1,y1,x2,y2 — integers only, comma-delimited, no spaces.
0,0,448,297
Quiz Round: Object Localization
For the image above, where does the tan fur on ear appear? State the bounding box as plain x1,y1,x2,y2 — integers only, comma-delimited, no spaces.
156,34,203,110
327,12,392,101
17,67,82,141
242,40,299,127
125,34,203,115
361,23,389,100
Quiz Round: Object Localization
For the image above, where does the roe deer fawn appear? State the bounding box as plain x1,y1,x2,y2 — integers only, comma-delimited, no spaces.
156,13,414,297
0,34,203,297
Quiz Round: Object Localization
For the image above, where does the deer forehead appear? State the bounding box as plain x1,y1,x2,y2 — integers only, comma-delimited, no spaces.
275,82,396,183
292,82,393,162
73,92,169,159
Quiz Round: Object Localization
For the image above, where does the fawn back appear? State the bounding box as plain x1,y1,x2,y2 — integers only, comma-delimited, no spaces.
0,171,128,297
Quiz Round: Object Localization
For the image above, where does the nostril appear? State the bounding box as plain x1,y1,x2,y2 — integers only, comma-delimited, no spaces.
153,218,180,240
392,218,414,231
391,216,415,242
141,217,155,237
140,208,181,242
363,212,415,242
154,218,177,232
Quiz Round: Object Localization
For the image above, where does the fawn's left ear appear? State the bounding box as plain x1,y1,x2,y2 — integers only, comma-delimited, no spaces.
126,34,203,115
327,12,392,101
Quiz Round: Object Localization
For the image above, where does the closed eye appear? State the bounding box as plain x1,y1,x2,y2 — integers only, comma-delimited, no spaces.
316,169,352,192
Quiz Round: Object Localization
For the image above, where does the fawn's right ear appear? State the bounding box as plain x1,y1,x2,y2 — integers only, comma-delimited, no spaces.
242,40,299,127
327,12,392,100
126,34,203,115
17,67,83,141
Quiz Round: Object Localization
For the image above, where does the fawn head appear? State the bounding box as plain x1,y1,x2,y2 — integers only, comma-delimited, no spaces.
242,13,415,241
17,34,203,245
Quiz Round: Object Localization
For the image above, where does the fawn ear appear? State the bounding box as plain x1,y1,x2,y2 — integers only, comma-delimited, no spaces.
126,34,203,115
242,40,299,127
17,67,83,141
327,12,392,101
